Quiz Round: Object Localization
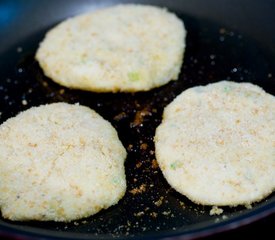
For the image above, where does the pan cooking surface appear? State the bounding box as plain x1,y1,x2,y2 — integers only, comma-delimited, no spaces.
0,2,274,239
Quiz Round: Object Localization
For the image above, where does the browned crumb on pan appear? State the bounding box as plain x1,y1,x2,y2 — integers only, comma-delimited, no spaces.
130,107,152,127
134,211,145,217
149,150,155,155
42,81,48,87
162,210,171,216
150,212,158,218
129,184,146,195
135,162,142,168
179,201,186,209
140,143,148,150
151,159,159,169
127,144,133,151
113,112,127,121
154,196,164,207
59,89,65,94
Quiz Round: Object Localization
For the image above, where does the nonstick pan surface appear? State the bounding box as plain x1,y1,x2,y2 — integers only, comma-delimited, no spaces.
0,0,274,239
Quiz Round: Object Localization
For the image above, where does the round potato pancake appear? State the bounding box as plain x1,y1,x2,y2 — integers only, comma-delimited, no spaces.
35,4,186,92
0,103,127,221
155,81,275,206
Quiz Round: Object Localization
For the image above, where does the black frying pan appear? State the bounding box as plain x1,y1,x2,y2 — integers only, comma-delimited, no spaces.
0,0,274,239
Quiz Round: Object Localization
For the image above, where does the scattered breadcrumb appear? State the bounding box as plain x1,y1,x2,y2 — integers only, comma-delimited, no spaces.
135,162,142,168
149,150,155,155
245,204,252,209
162,210,171,216
140,143,148,150
222,215,228,220
113,112,127,121
127,144,133,151
154,197,164,207
150,212,158,218
131,108,151,127
42,81,48,87
179,201,185,208
129,184,146,195
59,89,65,94
151,159,159,169
210,206,224,216
134,211,145,217
22,100,28,105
